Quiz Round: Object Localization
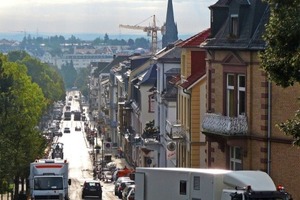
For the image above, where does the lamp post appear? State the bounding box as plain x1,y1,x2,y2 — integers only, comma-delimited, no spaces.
101,136,104,170
94,128,97,167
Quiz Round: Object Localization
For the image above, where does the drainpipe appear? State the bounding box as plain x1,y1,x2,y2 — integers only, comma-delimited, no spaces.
183,88,191,167
267,81,271,174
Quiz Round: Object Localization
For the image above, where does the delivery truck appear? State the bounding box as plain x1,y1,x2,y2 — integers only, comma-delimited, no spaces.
29,159,71,200
134,167,292,200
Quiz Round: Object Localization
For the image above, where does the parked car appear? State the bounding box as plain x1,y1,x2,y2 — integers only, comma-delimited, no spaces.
103,171,113,183
53,130,62,137
98,168,110,181
81,180,102,199
117,180,135,199
64,127,70,133
114,177,131,196
126,187,135,200
122,184,135,200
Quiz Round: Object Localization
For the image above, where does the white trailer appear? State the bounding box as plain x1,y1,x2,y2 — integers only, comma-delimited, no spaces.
135,167,292,200
29,159,71,200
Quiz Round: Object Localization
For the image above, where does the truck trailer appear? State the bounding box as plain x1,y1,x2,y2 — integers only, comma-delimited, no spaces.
135,167,292,200
29,159,71,200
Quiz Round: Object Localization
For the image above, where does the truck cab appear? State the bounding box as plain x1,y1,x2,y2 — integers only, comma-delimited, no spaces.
222,188,292,200
29,159,71,200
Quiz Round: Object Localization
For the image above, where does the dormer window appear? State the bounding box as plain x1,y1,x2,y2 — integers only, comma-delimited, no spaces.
230,14,239,37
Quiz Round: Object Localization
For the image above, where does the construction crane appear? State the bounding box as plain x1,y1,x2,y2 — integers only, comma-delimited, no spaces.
119,15,165,55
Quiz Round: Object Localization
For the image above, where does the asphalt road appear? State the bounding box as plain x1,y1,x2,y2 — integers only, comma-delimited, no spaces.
54,91,119,200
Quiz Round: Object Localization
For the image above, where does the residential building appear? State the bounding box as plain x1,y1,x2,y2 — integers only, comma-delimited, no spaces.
202,0,300,199
154,43,182,167
170,29,210,168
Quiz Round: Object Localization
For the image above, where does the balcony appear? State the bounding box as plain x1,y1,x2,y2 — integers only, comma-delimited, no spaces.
202,113,248,136
166,120,185,140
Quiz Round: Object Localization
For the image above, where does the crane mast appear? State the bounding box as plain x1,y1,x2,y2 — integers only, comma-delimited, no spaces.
119,15,165,55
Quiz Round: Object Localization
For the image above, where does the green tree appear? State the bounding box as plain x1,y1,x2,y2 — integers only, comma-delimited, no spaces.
74,67,90,97
0,55,47,196
7,51,65,105
260,0,300,87
134,37,150,49
260,0,300,145
60,60,77,89
104,33,109,44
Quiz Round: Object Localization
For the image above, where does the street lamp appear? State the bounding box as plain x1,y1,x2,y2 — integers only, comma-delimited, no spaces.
101,136,104,170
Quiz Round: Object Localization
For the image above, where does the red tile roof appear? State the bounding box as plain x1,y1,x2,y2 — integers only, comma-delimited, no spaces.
180,71,206,89
178,28,211,48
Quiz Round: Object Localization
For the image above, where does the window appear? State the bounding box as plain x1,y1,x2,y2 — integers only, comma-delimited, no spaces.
226,74,246,117
179,180,187,195
230,146,242,170
230,14,239,37
148,94,155,112
193,176,200,190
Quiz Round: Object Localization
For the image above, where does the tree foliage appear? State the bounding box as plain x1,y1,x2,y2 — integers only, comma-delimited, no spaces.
142,120,159,139
74,67,90,97
7,51,65,105
260,0,300,145
0,55,47,193
260,0,300,87
60,60,77,90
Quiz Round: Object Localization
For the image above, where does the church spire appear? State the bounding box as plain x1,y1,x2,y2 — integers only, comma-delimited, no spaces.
166,0,175,25
162,0,178,48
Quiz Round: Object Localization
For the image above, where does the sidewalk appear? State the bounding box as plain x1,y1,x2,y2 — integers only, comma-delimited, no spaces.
82,118,131,171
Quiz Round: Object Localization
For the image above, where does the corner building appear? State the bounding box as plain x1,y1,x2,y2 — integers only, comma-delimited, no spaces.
202,0,300,199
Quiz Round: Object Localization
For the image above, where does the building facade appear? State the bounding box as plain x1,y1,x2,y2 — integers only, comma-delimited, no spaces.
202,0,300,198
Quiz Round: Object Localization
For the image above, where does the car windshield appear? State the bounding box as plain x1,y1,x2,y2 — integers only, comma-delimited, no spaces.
84,182,101,189
34,177,63,190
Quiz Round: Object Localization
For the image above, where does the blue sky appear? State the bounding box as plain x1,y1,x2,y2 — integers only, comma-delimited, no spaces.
0,0,216,38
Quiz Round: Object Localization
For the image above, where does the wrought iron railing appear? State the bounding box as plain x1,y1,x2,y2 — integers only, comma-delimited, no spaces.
202,113,248,135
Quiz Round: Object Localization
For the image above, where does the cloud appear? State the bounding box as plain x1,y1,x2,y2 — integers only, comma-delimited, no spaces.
0,0,215,35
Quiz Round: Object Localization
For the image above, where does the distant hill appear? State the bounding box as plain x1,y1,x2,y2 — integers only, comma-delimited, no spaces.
0,32,192,42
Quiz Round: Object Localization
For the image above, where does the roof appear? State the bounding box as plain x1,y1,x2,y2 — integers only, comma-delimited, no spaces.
103,55,129,74
204,0,269,50
132,64,157,86
156,39,182,57
169,74,181,85
180,71,206,89
92,61,110,76
179,28,211,48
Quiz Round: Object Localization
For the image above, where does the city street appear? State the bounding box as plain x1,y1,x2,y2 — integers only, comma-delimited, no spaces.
54,90,123,200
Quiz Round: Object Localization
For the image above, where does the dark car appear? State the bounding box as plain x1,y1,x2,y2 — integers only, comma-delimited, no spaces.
75,126,81,131
64,127,70,133
81,180,102,199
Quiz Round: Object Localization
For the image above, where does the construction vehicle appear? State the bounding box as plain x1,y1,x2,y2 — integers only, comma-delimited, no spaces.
51,143,64,159
119,15,165,54
29,159,71,200
134,167,292,200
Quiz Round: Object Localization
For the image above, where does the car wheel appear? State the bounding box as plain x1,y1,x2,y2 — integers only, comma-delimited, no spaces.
81,194,84,199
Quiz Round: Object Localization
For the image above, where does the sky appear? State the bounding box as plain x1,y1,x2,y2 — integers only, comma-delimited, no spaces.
0,0,216,39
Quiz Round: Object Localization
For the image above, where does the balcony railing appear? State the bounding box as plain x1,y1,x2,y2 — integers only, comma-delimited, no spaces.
166,120,185,140
202,113,248,135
